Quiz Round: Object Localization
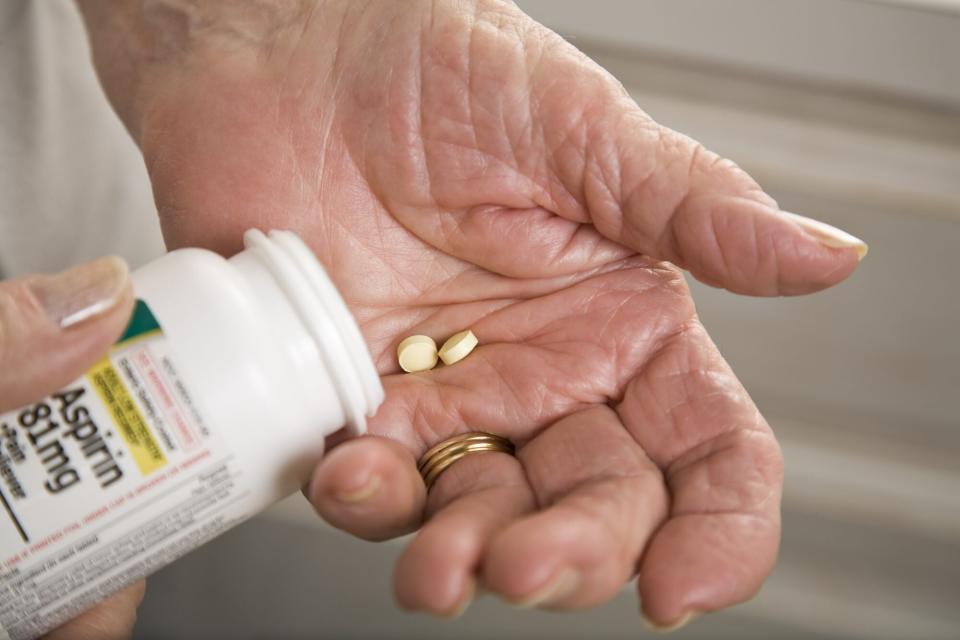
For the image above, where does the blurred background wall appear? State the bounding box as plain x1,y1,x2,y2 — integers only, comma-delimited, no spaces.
3,1,958,638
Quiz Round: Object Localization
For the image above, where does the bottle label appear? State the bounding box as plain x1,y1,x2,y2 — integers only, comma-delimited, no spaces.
0,301,244,640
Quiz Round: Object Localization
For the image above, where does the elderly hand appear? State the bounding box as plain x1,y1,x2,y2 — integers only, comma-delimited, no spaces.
0,258,144,639
78,0,866,628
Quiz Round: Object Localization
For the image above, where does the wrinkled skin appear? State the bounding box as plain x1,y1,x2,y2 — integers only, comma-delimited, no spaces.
78,0,862,628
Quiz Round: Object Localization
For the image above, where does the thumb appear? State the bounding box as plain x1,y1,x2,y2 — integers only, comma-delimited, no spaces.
0,257,134,411
573,121,869,296
523,30,868,296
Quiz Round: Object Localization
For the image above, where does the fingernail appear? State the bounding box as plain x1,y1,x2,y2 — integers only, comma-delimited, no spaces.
510,568,580,609
642,610,701,633
781,211,868,260
440,579,476,619
29,256,130,329
334,474,381,503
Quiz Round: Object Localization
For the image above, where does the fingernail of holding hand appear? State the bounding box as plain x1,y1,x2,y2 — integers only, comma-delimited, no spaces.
511,568,580,609
29,256,130,329
334,474,381,504
642,610,701,633
781,211,869,260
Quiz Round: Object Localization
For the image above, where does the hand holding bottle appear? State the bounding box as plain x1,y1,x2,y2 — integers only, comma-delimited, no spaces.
0,258,143,639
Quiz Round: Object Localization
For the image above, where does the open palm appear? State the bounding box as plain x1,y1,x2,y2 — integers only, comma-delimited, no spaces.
111,0,864,627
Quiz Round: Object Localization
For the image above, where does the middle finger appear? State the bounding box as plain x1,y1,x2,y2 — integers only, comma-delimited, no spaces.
483,406,667,609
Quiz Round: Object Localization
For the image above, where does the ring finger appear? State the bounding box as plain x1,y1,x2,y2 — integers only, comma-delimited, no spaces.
392,448,535,617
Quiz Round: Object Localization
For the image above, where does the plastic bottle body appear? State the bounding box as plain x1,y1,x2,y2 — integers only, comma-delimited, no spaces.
134,247,343,502
0,231,382,640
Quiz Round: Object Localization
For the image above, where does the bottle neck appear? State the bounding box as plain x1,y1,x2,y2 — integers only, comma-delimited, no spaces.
229,230,384,436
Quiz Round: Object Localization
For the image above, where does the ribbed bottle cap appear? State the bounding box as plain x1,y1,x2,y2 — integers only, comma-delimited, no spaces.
242,229,384,435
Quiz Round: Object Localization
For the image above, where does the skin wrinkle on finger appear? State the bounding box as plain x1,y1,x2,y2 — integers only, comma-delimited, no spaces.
666,428,782,517
688,195,777,295
741,201,771,290
581,132,626,234
706,195,737,285
680,200,719,289
654,137,773,271
620,129,696,260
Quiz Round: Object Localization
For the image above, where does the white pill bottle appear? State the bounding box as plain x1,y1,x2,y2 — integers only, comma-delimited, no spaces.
0,230,384,640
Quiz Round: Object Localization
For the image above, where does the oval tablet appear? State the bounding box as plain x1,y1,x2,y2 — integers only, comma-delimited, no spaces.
439,329,478,366
397,335,438,372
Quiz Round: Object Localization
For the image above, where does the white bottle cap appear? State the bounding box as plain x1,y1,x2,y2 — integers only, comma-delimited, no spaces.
242,229,384,435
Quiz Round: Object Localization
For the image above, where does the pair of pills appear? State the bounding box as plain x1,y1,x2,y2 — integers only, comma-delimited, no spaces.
397,330,478,373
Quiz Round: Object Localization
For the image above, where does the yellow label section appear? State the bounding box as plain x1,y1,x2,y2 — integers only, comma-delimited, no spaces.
87,358,168,476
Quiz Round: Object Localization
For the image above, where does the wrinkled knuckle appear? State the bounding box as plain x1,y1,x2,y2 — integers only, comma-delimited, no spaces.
614,125,692,253
706,152,742,176
680,138,708,183
683,140,735,182
685,141,772,206
621,117,665,187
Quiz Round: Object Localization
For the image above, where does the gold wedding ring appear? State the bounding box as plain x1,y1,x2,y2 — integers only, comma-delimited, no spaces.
417,432,515,490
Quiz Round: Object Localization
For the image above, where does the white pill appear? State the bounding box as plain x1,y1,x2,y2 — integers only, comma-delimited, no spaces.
439,330,478,366
397,335,439,372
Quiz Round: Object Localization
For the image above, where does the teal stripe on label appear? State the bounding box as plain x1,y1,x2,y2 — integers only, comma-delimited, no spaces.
117,299,161,344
